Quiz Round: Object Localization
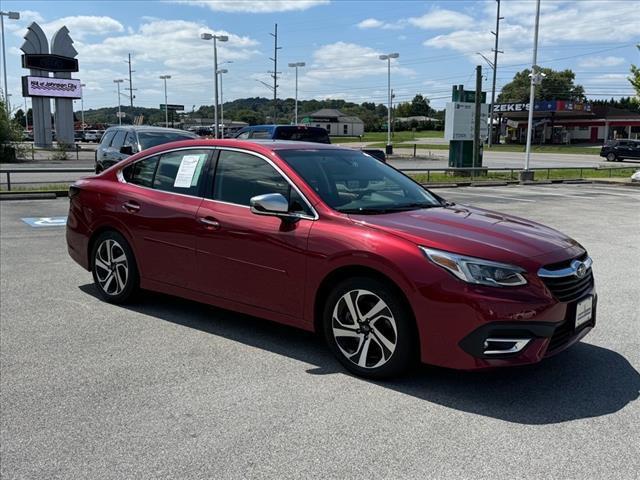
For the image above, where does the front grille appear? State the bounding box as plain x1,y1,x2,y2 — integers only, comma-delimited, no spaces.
541,270,594,302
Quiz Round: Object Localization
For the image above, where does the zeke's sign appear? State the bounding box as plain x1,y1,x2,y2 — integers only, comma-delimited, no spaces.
22,75,82,99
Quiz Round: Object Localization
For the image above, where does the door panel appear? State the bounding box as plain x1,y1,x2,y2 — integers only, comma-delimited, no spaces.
195,200,311,318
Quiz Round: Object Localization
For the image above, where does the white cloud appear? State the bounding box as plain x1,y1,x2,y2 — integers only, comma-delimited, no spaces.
409,8,474,30
356,18,405,30
578,56,626,68
586,73,629,85
357,18,384,29
170,0,329,13
41,16,125,40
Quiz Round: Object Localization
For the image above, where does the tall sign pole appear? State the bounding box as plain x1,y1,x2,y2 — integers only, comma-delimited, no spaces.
21,22,53,147
488,0,503,147
523,0,541,179
51,26,77,146
473,65,482,172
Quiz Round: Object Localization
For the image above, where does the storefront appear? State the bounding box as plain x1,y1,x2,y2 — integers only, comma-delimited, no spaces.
493,101,640,144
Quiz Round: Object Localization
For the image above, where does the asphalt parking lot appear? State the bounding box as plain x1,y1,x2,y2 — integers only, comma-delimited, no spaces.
1,183,639,479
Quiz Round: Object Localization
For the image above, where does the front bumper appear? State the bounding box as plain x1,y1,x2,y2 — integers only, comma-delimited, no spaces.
413,275,597,370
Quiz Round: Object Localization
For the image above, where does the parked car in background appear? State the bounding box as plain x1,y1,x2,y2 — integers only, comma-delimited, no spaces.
234,125,386,161
95,126,198,173
600,139,640,162
68,139,596,379
84,130,102,143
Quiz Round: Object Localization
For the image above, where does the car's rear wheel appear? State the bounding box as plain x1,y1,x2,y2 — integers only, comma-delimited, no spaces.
606,152,617,162
323,277,415,379
91,231,139,303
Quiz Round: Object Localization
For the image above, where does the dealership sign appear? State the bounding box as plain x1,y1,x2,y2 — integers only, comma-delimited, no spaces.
21,53,79,72
444,102,489,141
22,76,82,99
494,101,592,113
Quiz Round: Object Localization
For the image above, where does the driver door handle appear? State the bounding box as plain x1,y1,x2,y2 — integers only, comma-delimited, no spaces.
199,216,220,230
122,200,140,213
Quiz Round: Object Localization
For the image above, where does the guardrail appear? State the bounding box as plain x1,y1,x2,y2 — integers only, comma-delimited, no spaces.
0,168,94,191
0,165,635,191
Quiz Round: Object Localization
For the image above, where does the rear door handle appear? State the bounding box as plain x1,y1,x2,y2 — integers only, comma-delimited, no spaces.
199,216,220,230
123,201,140,213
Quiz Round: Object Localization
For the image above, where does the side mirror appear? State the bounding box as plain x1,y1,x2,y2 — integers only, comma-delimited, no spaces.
120,145,134,155
250,193,293,218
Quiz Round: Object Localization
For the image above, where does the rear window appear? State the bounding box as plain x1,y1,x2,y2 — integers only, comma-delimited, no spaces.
138,131,196,150
100,130,117,146
275,127,330,144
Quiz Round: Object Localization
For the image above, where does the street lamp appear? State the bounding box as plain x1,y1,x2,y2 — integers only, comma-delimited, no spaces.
1,11,20,115
216,69,228,137
113,79,124,125
379,52,399,154
80,83,86,133
200,32,228,138
159,75,171,127
288,62,305,124
523,0,541,180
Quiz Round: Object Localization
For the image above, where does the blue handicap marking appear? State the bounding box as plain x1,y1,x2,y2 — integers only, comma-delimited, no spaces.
22,216,68,227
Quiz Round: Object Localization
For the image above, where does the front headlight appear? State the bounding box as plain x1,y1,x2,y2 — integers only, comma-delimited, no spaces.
419,247,527,287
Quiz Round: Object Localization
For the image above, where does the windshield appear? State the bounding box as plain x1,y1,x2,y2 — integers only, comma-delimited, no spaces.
275,127,330,144
277,149,441,213
138,131,196,150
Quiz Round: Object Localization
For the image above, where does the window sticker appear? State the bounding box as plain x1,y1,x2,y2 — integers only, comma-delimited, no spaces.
174,154,205,188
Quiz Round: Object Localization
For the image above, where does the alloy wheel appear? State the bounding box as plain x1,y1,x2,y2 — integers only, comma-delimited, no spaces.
331,289,398,369
94,239,129,296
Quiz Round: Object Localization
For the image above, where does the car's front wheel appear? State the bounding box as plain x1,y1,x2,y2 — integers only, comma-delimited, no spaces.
91,231,139,303
323,277,416,379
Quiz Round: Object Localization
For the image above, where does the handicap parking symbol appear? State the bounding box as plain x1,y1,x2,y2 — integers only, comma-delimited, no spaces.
21,216,68,227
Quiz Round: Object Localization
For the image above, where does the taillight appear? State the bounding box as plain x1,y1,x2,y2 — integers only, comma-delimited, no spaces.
69,185,81,199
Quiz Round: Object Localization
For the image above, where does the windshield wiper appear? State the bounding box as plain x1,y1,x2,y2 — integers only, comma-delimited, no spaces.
385,202,443,211
338,207,396,214
339,203,442,214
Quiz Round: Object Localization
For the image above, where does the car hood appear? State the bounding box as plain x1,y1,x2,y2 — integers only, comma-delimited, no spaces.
349,205,584,264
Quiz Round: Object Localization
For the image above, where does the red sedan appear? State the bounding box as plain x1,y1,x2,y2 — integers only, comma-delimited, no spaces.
67,139,596,378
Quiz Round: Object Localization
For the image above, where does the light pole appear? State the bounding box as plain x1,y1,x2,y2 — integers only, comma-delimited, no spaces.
379,52,399,154
113,79,124,125
24,97,28,132
200,32,228,138
159,75,171,127
80,83,86,134
523,0,541,181
288,62,305,124
217,69,228,137
1,11,19,115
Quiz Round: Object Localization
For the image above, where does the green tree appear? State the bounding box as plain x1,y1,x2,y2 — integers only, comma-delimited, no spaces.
409,94,432,116
497,68,585,103
629,45,640,99
13,109,27,129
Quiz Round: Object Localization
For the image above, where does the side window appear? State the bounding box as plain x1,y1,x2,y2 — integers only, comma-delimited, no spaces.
123,132,138,152
111,130,127,148
100,130,116,147
153,149,209,196
213,151,289,206
343,125,348,134
122,156,159,188
250,130,272,139
236,130,250,139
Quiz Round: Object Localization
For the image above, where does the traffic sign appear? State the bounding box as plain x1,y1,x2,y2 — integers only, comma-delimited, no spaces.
116,112,126,118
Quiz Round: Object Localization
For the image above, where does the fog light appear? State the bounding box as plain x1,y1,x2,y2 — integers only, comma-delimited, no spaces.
483,338,531,355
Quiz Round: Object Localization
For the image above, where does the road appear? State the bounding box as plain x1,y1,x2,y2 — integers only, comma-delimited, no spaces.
1,183,639,479
2,149,638,189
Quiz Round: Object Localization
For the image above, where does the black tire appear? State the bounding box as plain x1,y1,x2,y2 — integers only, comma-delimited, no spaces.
322,276,416,379
606,152,616,162
91,230,139,304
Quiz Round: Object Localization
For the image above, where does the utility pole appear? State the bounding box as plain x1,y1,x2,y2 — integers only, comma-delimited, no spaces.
523,0,541,180
488,0,503,147
125,53,136,108
473,65,482,173
269,24,281,123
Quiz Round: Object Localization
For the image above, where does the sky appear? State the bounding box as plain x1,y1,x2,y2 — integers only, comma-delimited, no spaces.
2,0,639,114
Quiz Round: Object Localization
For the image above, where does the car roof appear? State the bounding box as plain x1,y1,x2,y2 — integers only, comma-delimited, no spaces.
106,125,196,135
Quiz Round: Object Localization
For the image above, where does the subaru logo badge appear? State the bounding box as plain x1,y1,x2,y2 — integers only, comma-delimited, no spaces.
575,262,587,278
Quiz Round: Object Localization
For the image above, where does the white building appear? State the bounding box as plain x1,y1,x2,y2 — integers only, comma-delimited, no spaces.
301,108,364,137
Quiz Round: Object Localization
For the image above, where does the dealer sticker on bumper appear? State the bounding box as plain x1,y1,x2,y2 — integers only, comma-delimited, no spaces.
575,296,593,329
